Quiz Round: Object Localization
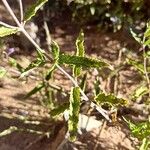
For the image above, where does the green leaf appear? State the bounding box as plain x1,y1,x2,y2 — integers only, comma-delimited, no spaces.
73,30,85,77
0,26,18,37
144,39,150,46
126,58,145,74
132,85,149,100
36,49,45,61
124,119,150,140
24,0,48,22
59,54,111,69
51,103,69,117
0,67,7,78
25,83,44,99
95,92,128,107
45,63,57,80
144,28,150,37
76,30,85,57
8,58,24,73
68,87,81,141
140,138,150,150
20,58,44,77
79,73,87,92
51,41,60,60
94,78,101,96
130,28,141,44
144,23,150,38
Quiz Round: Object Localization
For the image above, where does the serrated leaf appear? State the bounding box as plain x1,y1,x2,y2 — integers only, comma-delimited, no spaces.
59,54,111,69
25,83,44,99
95,92,128,107
74,30,85,77
68,87,80,141
0,26,18,37
51,103,69,117
0,67,7,78
76,30,85,57
24,0,48,22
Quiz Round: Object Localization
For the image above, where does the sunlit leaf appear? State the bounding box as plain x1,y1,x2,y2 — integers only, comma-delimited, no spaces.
130,28,141,44
144,39,150,46
0,126,17,137
25,83,44,99
59,54,111,69
144,23,150,38
73,30,85,77
139,138,150,150
144,28,150,37
124,118,150,140
132,85,149,100
24,0,48,22
51,41,60,60
68,87,80,141
95,92,128,107
0,26,18,37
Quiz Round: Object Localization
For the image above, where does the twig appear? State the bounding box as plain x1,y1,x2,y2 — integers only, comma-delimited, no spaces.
0,21,17,29
18,0,24,24
43,21,52,49
2,0,111,121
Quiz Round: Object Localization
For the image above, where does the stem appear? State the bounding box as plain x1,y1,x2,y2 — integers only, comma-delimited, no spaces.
142,37,150,97
18,0,24,24
2,0,111,121
0,21,18,29
2,0,21,27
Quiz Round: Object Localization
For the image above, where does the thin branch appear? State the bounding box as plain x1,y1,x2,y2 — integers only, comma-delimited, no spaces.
142,35,150,97
2,0,21,27
43,21,52,49
18,0,24,24
2,0,111,122
0,21,18,29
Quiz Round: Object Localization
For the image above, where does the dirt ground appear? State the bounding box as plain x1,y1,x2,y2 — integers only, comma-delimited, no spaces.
0,1,148,150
